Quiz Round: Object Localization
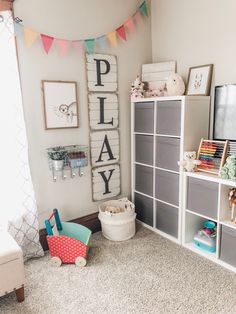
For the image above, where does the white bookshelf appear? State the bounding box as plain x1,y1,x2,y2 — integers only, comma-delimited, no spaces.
183,171,236,273
131,96,210,244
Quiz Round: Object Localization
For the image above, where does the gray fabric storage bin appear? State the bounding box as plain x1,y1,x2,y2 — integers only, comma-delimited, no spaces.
220,225,236,267
135,193,153,227
156,137,180,171
187,177,218,219
135,135,153,165
156,101,181,136
134,102,154,133
156,201,178,238
155,169,179,206
135,164,153,196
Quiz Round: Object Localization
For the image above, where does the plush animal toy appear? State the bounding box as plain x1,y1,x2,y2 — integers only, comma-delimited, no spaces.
130,76,145,99
178,151,201,172
220,155,236,180
146,84,166,97
166,73,185,96
105,206,123,214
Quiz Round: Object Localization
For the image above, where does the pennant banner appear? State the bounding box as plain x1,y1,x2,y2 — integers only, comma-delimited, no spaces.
85,39,95,54
139,1,149,17
13,0,149,56
116,25,126,41
24,28,38,47
72,40,84,54
96,36,108,49
107,31,117,46
124,18,135,33
41,34,54,54
56,39,70,56
14,21,23,35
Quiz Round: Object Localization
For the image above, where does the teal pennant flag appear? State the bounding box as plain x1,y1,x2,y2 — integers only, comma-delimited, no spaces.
139,1,148,17
85,38,95,54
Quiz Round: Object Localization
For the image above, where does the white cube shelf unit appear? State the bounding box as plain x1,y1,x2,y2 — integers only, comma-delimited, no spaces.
131,96,210,244
183,171,236,273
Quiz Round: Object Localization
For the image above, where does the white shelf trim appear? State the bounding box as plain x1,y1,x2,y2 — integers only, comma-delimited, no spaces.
185,171,236,187
155,167,179,174
134,190,153,200
186,209,217,222
155,198,179,209
155,134,181,138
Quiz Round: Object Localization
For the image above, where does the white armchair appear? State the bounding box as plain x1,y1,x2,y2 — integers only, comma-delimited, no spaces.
0,230,25,302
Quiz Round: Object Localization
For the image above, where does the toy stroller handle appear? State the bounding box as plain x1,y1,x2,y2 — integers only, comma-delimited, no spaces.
45,208,62,236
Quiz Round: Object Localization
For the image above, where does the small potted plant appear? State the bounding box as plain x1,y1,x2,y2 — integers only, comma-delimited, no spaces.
48,147,67,171
68,151,87,168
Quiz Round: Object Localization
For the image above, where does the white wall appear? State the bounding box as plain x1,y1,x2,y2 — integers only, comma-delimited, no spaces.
151,0,236,86
14,0,152,228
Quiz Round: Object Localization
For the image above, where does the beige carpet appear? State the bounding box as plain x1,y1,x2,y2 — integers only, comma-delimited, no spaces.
0,226,236,314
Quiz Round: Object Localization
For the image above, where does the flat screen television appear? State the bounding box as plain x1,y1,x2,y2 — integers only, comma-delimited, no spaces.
214,84,236,141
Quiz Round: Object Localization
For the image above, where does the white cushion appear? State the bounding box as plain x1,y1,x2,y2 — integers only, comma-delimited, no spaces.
0,231,22,265
0,231,25,297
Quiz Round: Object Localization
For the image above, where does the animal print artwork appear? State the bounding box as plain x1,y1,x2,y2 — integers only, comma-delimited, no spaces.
43,81,79,129
55,102,77,123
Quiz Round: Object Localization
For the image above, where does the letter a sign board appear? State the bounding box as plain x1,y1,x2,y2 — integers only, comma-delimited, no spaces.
86,54,120,201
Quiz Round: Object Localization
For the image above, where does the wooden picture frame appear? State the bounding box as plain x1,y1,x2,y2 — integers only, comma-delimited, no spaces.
42,80,79,130
186,64,213,96
197,138,228,175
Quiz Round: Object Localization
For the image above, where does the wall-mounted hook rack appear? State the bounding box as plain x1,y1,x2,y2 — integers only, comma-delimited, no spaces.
47,145,88,182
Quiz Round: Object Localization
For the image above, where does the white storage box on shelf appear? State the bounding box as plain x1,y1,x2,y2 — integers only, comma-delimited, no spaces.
98,198,136,241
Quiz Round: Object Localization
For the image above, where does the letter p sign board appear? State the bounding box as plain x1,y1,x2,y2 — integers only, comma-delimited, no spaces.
86,54,120,201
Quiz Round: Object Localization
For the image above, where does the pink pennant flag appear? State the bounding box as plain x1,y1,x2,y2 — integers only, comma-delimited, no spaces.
41,34,54,54
116,25,127,41
134,10,143,23
72,41,84,54
125,18,135,32
56,39,70,56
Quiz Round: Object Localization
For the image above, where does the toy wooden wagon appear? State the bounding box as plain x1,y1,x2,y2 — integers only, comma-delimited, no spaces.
45,209,92,267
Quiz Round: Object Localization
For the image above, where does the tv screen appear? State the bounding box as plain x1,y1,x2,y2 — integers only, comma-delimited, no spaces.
214,85,236,141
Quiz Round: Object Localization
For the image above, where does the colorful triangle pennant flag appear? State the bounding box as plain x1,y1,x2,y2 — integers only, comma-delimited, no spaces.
96,36,108,49
72,41,84,54
13,21,23,36
107,31,117,46
24,28,38,47
84,39,95,54
56,39,70,56
125,18,135,32
134,10,143,22
41,34,54,54
116,25,127,41
139,1,148,17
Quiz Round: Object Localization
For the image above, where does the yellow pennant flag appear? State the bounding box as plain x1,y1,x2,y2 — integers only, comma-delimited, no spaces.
24,28,38,47
107,31,117,46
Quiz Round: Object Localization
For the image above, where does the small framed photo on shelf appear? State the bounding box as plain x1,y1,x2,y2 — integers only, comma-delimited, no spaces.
186,64,213,96
42,80,79,130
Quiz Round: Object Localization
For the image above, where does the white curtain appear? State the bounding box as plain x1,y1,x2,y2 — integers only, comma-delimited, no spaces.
0,11,44,260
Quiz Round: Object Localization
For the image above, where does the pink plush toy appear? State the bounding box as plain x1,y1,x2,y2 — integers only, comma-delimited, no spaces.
130,76,145,99
147,84,166,97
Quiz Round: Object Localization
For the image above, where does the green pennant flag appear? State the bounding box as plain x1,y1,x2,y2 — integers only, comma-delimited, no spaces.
139,1,148,17
85,39,95,54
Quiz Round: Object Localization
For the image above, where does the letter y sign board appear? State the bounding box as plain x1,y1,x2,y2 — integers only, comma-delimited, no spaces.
86,53,120,201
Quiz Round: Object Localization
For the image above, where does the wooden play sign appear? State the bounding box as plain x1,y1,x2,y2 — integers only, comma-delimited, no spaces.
86,54,120,200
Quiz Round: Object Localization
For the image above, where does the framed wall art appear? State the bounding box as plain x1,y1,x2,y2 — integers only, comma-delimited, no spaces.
186,64,213,96
42,80,79,130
